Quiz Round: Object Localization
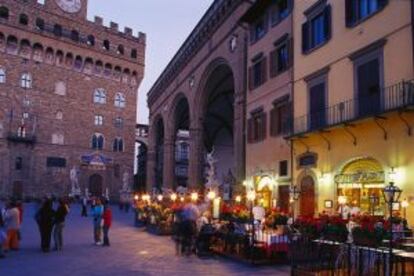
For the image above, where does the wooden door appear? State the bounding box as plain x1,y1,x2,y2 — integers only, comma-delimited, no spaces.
89,174,103,197
300,176,315,218
278,185,290,214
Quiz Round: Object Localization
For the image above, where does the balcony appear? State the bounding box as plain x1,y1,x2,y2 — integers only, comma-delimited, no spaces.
288,80,414,138
7,132,37,144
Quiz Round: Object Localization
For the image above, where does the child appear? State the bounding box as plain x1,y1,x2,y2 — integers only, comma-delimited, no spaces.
102,203,112,247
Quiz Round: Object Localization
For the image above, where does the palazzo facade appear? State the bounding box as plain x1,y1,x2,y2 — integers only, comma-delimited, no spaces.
0,0,145,199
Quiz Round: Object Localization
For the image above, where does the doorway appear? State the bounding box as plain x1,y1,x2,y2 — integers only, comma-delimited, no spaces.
300,176,315,218
89,174,103,197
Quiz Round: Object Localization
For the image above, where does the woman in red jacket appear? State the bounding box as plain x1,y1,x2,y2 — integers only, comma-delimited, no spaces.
102,203,112,247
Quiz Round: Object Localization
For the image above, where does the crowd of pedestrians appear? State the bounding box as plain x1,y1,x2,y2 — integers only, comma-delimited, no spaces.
0,195,114,259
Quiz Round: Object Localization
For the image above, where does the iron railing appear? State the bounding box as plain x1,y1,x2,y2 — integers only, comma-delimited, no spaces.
289,80,414,137
290,238,413,276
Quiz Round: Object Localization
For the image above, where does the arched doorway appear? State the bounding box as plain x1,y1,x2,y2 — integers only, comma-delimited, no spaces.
154,117,164,192
89,174,103,197
300,176,315,218
201,63,235,194
172,96,190,188
336,158,385,215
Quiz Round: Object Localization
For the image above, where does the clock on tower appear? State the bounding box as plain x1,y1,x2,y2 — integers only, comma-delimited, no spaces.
47,0,87,19
55,0,82,13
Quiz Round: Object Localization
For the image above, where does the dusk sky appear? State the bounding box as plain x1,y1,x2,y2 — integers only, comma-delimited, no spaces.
88,0,214,124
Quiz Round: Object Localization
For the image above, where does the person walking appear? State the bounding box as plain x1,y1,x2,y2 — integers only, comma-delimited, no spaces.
102,203,112,247
35,199,55,252
3,201,21,251
81,196,88,217
0,208,6,258
92,199,104,245
53,198,69,251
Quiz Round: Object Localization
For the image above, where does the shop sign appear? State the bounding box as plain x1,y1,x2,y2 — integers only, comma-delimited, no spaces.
334,171,384,184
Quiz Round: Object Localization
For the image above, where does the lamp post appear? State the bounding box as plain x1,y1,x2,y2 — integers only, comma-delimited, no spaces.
382,168,402,276
289,186,301,223
246,190,256,247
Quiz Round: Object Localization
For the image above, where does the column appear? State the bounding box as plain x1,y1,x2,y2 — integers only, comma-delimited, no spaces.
188,127,203,189
162,139,175,190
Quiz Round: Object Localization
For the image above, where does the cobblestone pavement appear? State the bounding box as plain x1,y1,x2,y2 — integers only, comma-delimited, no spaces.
0,204,290,276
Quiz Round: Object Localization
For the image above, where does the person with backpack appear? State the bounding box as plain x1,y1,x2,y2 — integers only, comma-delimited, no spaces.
102,203,112,247
53,198,69,251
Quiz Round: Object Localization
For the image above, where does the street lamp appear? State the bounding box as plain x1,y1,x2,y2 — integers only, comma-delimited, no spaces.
289,186,301,223
235,195,242,204
207,191,216,201
246,190,256,249
382,168,402,276
170,193,178,202
157,194,163,202
191,192,199,202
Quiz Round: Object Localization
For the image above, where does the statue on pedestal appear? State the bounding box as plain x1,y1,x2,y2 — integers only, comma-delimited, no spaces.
69,166,81,196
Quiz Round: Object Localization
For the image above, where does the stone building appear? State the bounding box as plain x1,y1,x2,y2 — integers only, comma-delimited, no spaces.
241,0,293,212
147,0,251,194
290,0,414,218
0,0,145,199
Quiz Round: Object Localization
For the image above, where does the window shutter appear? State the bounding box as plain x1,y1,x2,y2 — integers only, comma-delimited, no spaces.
287,38,293,68
247,118,254,143
345,0,355,27
324,5,332,41
302,22,309,53
261,57,267,84
270,107,278,137
248,66,254,91
269,49,278,78
261,112,267,141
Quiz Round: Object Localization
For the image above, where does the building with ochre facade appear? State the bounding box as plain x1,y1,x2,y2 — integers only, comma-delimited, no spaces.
290,0,414,219
0,0,145,199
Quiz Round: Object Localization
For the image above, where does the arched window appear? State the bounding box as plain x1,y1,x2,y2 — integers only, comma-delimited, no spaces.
54,24,62,37
114,93,126,108
92,133,104,150
93,88,106,104
131,49,137,59
20,73,32,88
117,45,124,55
0,68,5,83
71,30,79,42
19,14,29,25
113,138,124,152
87,35,95,46
0,6,9,20
103,40,110,51
35,18,44,30
114,117,123,128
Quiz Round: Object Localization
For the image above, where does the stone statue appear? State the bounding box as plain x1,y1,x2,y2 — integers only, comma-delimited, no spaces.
205,148,221,201
222,169,235,200
69,166,81,196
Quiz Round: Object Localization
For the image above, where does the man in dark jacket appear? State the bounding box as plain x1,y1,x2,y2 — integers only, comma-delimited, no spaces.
35,199,55,253
53,198,69,251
